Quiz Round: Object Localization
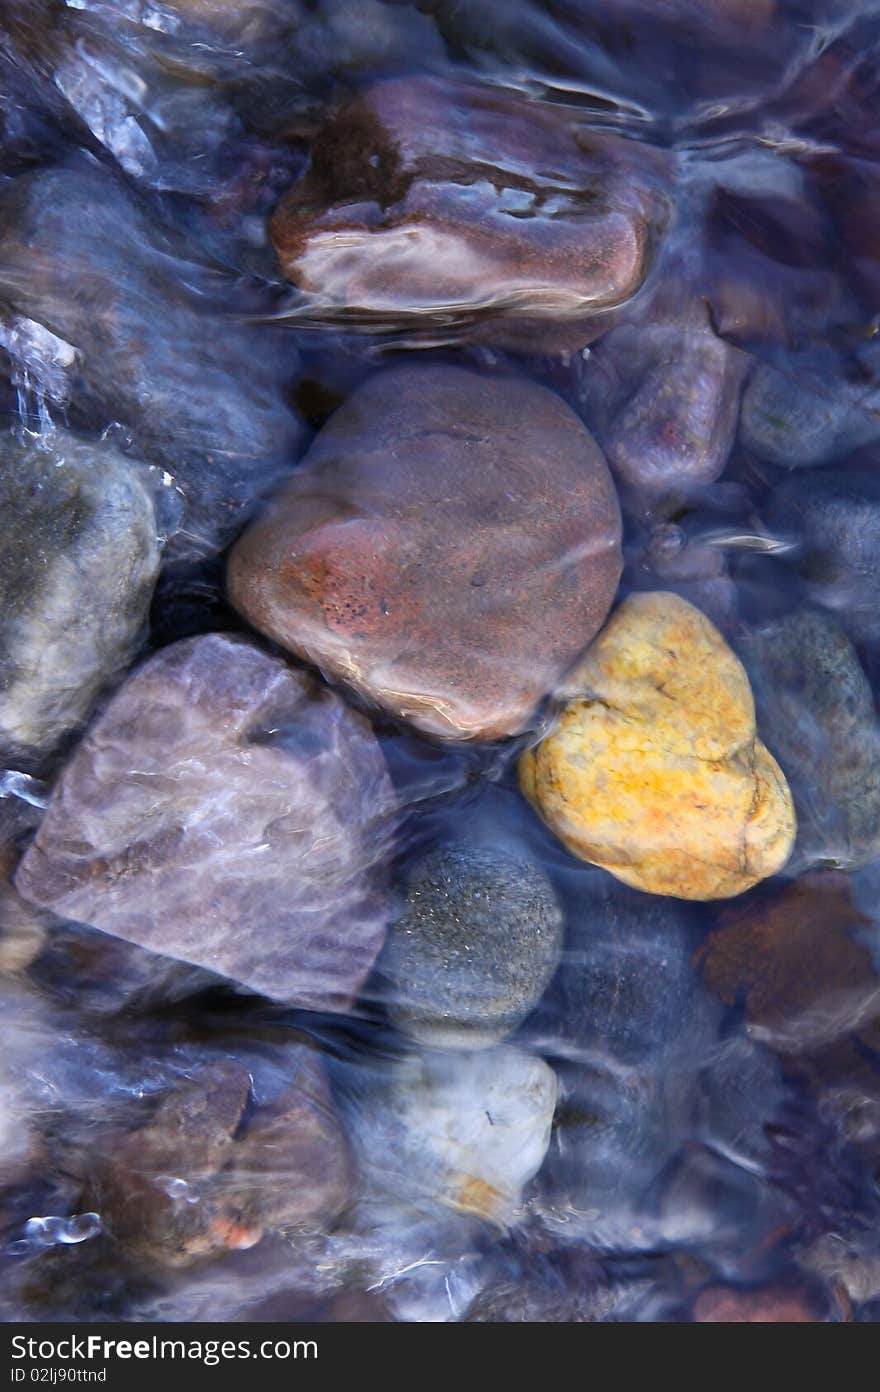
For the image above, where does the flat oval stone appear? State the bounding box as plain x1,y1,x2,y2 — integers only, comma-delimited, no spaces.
379,843,564,1049
14,633,394,1010
228,364,623,741
0,430,161,769
521,592,796,899
270,75,670,348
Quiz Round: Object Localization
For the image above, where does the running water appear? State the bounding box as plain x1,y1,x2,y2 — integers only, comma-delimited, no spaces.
1,0,880,1322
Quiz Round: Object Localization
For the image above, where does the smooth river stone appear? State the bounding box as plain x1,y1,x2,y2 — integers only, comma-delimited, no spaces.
228,364,622,742
763,465,880,646
270,75,670,348
0,430,160,769
740,607,880,870
379,843,564,1049
15,634,394,1009
520,592,796,899
579,308,748,509
88,1052,350,1267
353,1045,558,1226
0,165,301,555
739,354,880,468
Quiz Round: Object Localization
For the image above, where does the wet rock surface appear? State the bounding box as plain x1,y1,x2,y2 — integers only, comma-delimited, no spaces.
15,634,395,1010
229,364,623,741
0,165,302,554
579,298,748,512
3,0,880,1328
270,75,671,348
85,1051,351,1268
521,592,796,898
0,429,161,769
741,607,880,869
350,1045,558,1226
762,465,880,646
379,843,564,1049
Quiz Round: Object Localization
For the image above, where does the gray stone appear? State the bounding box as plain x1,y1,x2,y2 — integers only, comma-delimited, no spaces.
0,430,161,768
740,356,880,468
763,464,880,646
740,606,880,868
0,165,302,555
15,633,395,1010
379,844,564,1048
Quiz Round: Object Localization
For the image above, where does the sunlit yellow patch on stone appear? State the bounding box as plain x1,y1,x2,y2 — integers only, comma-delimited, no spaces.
521,591,795,900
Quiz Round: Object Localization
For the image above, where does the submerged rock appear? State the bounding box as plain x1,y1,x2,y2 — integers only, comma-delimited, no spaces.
521,592,796,899
270,75,670,348
740,355,880,468
691,1282,822,1323
86,1051,350,1267
15,634,394,1010
740,607,880,869
229,364,622,741
379,843,564,1048
352,1046,558,1225
0,164,301,555
0,430,161,769
579,309,748,509
763,465,880,646
696,872,880,1060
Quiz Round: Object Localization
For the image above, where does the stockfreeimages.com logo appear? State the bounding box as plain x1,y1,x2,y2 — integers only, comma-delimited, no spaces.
11,1336,317,1369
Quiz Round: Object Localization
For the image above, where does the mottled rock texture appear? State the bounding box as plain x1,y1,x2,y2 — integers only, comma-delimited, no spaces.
87,1052,351,1267
579,310,747,506
270,75,670,348
521,592,795,899
15,634,394,1010
740,607,880,869
229,364,622,741
379,843,564,1048
0,430,160,768
763,465,880,646
353,1045,558,1225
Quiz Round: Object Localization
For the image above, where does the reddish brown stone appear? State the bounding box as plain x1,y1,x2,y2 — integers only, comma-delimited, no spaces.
693,1283,819,1323
697,875,880,1141
88,1051,351,1267
228,364,623,741
270,76,670,349
696,874,879,1055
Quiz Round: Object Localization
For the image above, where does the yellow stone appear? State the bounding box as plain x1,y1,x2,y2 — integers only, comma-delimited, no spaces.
520,591,796,900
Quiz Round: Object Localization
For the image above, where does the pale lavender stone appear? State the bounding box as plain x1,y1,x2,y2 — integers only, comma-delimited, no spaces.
15,633,395,1010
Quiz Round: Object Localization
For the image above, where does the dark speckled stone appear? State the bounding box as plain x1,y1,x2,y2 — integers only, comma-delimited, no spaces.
379,843,564,1048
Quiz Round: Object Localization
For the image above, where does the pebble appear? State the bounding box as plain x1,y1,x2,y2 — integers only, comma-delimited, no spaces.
87,1052,350,1266
351,1045,558,1226
0,429,160,769
521,592,796,899
740,606,880,869
270,75,670,348
379,842,564,1049
15,634,395,1011
229,364,622,741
